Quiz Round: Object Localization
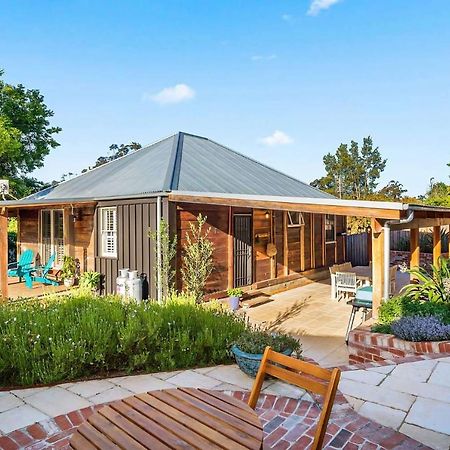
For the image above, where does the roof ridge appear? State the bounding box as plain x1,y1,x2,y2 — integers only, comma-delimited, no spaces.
202,136,335,199
163,132,184,190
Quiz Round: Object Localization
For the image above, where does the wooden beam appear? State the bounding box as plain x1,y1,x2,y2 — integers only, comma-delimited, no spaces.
410,228,420,271
300,218,305,272
168,194,405,220
227,207,233,289
0,210,8,301
391,217,450,230
371,218,386,318
63,208,74,258
270,211,276,280
283,211,288,276
433,226,441,267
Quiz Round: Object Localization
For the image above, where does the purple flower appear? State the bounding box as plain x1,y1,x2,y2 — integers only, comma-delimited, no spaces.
391,315,450,342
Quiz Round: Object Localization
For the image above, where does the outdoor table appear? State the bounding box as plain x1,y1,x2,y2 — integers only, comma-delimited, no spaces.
344,265,372,284
69,387,264,450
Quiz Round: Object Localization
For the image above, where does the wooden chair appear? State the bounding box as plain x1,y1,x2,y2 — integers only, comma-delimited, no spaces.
335,272,357,301
248,347,341,450
31,254,58,287
7,249,34,288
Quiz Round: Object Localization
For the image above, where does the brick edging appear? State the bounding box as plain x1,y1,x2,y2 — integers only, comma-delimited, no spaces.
348,325,450,364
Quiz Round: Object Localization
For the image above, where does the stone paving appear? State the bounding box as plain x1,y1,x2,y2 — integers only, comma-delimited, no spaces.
340,356,450,450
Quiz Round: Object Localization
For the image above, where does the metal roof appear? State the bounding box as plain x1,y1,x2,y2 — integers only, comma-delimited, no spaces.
3,132,333,206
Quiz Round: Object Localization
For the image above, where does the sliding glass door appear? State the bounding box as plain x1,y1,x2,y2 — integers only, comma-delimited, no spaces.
41,209,64,267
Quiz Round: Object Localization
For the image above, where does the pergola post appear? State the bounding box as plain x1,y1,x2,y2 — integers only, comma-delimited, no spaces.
371,218,385,319
433,225,442,267
410,228,420,280
0,209,8,301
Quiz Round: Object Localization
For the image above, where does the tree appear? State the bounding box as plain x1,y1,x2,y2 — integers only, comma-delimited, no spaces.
149,219,178,300
181,214,214,303
311,136,386,199
0,70,61,197
424,179,450,207
81,142,141,173
374,180,407,201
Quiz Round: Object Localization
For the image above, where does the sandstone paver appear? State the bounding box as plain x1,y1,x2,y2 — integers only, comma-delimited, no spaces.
0,404,49,434
406,397,450,435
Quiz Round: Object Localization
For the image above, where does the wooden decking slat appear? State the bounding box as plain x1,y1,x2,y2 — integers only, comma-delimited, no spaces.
117,398,209,450
185,389,261,427
172,389,262,440
88,410,147,450
146,391,258,450
136,392,250,450
69,431,98,450
77,422,122,450
99,405,173,450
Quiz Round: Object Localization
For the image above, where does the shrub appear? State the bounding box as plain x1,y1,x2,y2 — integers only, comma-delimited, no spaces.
233,328,301,355
377,295,450,325
391,315,450,342
402,257,450,302
0,292,248,387
227,288,244,298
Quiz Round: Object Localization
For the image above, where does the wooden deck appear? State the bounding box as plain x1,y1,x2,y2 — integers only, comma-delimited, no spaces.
6,277,71,301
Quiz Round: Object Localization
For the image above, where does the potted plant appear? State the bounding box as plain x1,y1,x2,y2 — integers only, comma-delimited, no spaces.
79,271,101,293
61,256,77,287
231,328,302,377
227,287,243,311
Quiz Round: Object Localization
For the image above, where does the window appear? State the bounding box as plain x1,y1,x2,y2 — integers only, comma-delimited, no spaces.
100,207,117,257
40,209,65,267
287,211,304,227
325,214,336,243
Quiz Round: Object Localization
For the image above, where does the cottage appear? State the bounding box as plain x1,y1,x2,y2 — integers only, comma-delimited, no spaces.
2,132,450,315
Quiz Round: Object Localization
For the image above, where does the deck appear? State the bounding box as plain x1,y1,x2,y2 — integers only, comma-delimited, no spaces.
6,277,71,301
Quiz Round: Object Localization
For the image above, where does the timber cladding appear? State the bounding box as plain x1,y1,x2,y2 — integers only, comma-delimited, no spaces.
94,198,161,298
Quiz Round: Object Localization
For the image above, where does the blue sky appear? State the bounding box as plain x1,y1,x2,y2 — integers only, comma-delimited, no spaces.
1,0,449,196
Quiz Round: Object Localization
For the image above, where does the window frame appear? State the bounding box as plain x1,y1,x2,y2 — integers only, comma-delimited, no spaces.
99,207,118,258
287,211,304,228
325,214,336,244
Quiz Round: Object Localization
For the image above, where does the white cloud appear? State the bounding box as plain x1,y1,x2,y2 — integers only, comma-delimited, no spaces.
145,83,195,105
260,130,293,146
307,0,341,16
281,13,294,22
251,54,277,61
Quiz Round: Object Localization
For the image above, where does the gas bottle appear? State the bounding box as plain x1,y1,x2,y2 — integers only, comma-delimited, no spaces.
116,268,129,297
126,270,142,302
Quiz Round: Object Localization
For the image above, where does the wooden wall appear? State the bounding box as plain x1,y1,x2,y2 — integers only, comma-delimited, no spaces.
17,206,95,270
176,203,346,293
94,198,160,298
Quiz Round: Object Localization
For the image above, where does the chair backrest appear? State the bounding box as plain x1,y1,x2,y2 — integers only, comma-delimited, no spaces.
18,249,34,267
248,347,341,450
42,254,56,275
335,271,357,288
341,262,353,271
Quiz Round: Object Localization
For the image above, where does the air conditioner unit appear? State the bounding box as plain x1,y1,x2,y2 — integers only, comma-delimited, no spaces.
0,180,9,195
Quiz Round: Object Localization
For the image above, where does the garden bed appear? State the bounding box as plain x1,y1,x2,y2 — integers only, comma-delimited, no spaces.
348,324,450,364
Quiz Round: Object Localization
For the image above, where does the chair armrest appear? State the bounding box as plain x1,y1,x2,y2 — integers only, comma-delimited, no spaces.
8,262,18,268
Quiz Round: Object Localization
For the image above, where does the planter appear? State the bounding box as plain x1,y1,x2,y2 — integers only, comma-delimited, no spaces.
228,296,240,311
64,278,75,288
231,345,292,377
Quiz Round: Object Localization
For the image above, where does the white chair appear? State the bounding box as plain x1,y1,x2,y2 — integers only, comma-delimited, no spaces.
335,272,357,301
329,265,338,299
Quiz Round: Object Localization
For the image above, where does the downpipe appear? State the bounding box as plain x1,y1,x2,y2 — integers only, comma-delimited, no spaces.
156,196,162,303
382,210,415,300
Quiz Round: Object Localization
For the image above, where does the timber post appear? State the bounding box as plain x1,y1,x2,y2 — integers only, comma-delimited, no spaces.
371,218,385,319
433,226,441,267
410,227,420,280
0,208,8,301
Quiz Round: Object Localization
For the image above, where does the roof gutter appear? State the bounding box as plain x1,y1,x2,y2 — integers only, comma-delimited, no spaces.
383,210,415,300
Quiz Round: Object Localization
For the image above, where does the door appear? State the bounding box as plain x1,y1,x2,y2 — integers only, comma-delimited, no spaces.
234,214,252,287
41,209,65,267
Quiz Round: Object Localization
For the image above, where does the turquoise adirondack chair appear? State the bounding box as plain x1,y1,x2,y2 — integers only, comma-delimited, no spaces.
7,249,35,287
31,254,58,287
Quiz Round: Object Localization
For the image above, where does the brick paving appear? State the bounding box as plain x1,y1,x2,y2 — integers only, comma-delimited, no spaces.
0,391,430,449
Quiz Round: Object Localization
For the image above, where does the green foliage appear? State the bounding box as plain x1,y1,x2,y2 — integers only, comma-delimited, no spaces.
311,136,386,199
402,258,450,302
181,214,214,303
0,70,61,197
233,328,301,355
0,292,248,386
61,256,77,280
79,271,101,291
373,295,450,334
227,288,244,298
149,219,178,298
81,142,141,173
423,180,450,207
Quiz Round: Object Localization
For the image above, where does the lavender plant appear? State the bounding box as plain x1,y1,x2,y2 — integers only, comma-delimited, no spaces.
391,315,450,342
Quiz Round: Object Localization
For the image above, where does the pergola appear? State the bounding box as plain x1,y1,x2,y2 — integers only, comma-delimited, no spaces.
2,192,450,315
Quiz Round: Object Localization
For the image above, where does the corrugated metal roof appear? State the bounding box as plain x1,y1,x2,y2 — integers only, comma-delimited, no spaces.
6,132,333,205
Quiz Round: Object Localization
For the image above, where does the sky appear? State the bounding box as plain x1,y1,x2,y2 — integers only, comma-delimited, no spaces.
1,0,450,197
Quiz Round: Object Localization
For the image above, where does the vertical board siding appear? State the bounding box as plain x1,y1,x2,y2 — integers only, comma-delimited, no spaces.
253,209,271,282
274,211,284,277
314,214,324,268
287,226,301,273
346,233,369,266
94,199,158,297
